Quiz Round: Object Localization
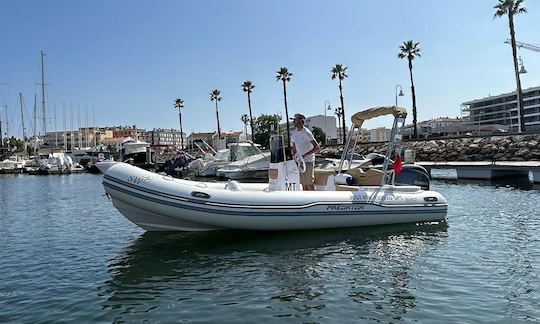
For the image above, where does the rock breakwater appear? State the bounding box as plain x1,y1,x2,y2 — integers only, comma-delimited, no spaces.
319,134,540,162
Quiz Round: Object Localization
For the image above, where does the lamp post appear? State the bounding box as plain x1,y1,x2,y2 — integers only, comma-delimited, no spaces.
324,100,331,145
518,56,527,74
334,107,343,144
395,84,404,107
513,55,528,133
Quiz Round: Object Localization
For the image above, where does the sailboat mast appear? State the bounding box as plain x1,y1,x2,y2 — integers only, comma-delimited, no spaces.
33,94,37,137
40,50,46,135
19,93,27,153
54,104,57,147
4,105,8,141
63,102,66,148
0,106,3,150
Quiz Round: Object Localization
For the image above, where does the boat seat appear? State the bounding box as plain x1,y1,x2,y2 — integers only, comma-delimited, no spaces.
314,169,337,186
347,167,383,186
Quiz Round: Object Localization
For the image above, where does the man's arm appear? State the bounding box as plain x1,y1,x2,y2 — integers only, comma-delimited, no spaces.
302,139,320,158
291,142,297,156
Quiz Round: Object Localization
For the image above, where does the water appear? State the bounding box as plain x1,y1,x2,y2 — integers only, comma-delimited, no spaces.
0,173,539,323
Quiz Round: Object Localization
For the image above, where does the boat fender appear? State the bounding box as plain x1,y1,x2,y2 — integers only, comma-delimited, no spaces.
294,154,306,173
225,180,243,191
335,173,354,185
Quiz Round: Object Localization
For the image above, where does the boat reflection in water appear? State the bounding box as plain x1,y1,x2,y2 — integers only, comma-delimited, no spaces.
100,222,447,322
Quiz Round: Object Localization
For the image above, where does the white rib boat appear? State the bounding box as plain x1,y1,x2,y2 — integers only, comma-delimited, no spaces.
101,162,446,231
99,106,448,231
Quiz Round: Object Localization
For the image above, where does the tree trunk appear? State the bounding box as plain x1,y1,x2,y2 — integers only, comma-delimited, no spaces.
336,113,341,144
408,58,418,138
283,80,291,148
509,14,525,133
215,101,221,139
247,92,254,141
179,110,184,150
339,79,346,145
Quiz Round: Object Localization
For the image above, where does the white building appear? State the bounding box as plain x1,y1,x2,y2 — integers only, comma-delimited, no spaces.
462,85,540,132
147,128,185,149
43,127,103,149
303,115,338,144
369,127,391,142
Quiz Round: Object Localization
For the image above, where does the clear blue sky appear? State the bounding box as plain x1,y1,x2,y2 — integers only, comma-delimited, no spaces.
0,0,539,137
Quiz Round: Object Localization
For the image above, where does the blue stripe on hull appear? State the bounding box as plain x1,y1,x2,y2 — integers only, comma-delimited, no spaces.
103,180,447,218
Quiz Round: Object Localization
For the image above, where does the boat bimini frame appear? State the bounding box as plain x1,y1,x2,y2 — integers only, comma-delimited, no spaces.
337,106,407,187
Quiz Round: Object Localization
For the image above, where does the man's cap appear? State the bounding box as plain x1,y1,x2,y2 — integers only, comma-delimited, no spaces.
290,113,306,120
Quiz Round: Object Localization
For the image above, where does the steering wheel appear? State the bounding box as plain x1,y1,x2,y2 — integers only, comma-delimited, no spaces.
294,154,306,173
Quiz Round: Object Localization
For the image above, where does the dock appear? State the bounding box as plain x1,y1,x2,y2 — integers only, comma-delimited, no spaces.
417,161,540,183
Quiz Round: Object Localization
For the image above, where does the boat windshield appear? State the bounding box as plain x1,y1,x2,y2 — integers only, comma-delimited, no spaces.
230,144,262,161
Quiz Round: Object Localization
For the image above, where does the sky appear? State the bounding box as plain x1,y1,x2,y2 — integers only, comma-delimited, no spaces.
0,0,539,138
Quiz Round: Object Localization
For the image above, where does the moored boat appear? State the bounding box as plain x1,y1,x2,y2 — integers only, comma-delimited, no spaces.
101,162,447,231
100,106,448,232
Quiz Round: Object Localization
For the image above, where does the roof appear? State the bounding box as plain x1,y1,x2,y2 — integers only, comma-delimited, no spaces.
426,117,463,122
188,131,217,137
188,131,242,137
462,85,540,105
100,137,125,143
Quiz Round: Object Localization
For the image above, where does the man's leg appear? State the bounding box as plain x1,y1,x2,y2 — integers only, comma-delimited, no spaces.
303,162,315,191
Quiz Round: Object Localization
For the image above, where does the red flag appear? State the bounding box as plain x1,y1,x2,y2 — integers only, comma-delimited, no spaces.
394,155,403,174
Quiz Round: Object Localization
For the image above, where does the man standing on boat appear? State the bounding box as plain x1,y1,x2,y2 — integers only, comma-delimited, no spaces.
290,113,320,191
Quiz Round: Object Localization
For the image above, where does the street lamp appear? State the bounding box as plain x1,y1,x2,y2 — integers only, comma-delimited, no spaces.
334,107,343,144
518,56,527,74
395,84,404,107
324,100,331,145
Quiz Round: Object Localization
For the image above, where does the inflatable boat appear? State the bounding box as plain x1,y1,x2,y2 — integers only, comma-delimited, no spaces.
99,106,447,231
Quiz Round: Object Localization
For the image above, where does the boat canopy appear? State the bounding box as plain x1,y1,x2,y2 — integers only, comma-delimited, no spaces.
351,106,407,127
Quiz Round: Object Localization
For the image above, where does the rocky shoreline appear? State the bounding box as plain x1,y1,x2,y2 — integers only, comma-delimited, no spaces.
319,134,540,162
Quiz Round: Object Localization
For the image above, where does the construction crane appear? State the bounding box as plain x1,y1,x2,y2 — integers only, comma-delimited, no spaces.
505,39,540,53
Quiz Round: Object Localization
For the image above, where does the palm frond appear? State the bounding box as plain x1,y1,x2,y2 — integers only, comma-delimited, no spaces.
276,67,292,82
210,89,222,101
398,40,421,60
174,98,184,109
242,80,255,92
331,64,348,80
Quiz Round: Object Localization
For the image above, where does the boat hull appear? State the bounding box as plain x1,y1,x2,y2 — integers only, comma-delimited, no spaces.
102,163,448,232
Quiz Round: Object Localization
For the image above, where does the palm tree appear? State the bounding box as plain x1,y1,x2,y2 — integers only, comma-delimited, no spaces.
241,81,255,139
240,114,249,140
276,67,293,147
173,98,184,149
494,0,527,133
210,89,222,139
331,64,348,145
398,41,421,138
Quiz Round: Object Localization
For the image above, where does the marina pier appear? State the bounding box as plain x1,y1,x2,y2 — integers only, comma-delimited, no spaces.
417,161,540,183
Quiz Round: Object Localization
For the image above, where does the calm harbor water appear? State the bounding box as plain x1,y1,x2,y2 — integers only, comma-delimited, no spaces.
0,173,539,323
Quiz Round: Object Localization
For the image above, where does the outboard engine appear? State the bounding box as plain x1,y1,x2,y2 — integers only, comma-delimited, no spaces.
165,154,193,175
394,164,431,190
